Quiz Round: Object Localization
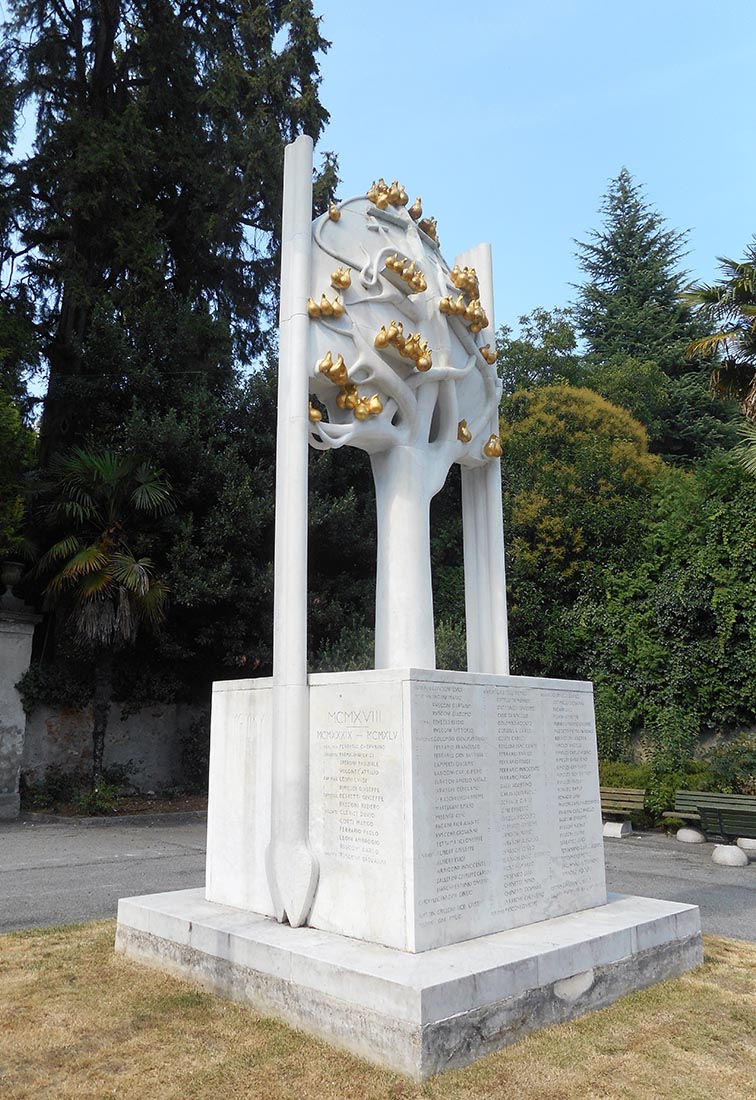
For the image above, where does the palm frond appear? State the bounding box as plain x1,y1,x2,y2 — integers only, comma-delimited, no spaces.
60,544,110,579
137,578,170,627
46,564,114,599
110,553,153,596
37,535,83,574
734,421,756,475
686,331,740,359
130,464,174,516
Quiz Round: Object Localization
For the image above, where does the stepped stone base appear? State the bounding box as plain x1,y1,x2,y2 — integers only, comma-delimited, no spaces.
116,888,702,1080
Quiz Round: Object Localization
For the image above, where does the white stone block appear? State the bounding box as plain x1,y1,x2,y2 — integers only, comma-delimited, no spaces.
712,844,749,866
603,820,632,838
205,677,275,916
736,837,756,859
206,669,607,952
116,888,703,1080
676,827,706,844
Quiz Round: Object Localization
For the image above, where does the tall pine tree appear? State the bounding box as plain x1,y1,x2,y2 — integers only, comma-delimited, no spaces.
1,0,333,461
574,169,736,462
575,168,694,373
1,2,342,700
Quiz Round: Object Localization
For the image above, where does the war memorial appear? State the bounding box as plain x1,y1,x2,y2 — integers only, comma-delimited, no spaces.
116,136,702,1079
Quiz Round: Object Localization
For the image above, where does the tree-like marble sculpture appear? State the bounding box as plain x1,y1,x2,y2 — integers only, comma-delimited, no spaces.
307,177,508,673
117,138,702,1078
269,136,510,926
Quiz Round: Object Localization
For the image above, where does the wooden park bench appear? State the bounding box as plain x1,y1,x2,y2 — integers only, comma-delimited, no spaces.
662,790,756,831
697,800,756,842
599,787,646,837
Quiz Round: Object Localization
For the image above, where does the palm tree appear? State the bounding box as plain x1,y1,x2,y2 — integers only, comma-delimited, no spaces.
36,448,173,787
684,240,756,418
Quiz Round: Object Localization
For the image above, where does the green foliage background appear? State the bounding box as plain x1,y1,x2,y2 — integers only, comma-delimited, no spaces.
1,10,755,811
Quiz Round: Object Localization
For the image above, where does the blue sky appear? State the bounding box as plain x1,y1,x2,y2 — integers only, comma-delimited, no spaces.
313,0,756,333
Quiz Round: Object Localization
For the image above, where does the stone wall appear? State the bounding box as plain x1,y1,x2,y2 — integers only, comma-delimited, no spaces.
21,702,206,792
0,610,40,818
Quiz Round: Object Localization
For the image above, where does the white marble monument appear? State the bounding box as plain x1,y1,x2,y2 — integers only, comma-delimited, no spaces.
116,136,702,1078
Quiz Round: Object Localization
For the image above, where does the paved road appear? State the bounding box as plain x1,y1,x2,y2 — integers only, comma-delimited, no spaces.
604,830,756,942
1,817,755,940
0,816,207,933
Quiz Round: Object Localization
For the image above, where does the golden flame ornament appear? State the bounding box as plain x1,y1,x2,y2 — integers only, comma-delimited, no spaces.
483,434,503,458
384,254,427,294
331,266,351,290
457,419,472,443
328,202,341,221
308,401,323,422
418,216,438,244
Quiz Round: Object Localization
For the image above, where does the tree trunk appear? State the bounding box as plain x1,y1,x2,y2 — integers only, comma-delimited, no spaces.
370,446,439,669
91,651,113,789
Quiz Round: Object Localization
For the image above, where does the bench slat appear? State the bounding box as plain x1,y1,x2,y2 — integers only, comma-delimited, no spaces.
698,805,756,840
674,790,756,813
599,787,646,816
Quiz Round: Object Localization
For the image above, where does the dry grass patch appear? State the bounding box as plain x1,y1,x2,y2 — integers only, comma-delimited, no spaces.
1,923,755,1100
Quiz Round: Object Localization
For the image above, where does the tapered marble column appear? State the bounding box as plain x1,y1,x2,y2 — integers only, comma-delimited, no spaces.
457,243,509,675
266,135,319,927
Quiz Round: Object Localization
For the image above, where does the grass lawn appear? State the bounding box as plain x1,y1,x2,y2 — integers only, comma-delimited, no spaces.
1,922,755,1099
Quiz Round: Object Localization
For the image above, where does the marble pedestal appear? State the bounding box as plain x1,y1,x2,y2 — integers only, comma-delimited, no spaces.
206,669,608,951
116,669,703,1076
116,887,702,1079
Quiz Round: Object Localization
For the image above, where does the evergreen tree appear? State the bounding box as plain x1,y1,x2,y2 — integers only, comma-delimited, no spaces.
1,2,340,704
575,169,736,461
0,0,333,461
574,168,694,373
500,385,663,678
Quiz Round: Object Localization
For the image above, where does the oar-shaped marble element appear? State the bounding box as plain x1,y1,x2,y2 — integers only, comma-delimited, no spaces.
266,134,319,927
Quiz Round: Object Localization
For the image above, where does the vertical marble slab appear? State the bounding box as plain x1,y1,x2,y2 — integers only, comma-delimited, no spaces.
412,678,492,949
488,682,550,926
545,688,607,911
307,677,409,949
205,678,275,916
407,673,606,951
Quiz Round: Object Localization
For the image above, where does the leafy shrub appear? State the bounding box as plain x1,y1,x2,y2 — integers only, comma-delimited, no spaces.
598,761,653,788
435,619,467,671
311,623,374,673
703,733,756,795
20,764,79,810
647,704,700,775
594,682,636,762
74,779,120,815
598,757,717,818
17,663,92,713
20,762,134,813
